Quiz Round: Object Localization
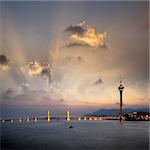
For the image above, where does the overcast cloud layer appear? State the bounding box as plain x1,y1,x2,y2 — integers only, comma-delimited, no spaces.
0,1,149,116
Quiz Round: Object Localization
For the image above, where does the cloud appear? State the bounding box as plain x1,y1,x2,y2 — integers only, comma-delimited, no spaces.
26,61,52,87
65,21,107,48
66,42,88,48
77,56,82,61
2,88,23,99
2,88,14,99
20,83,30,93
67,56,83,61
94,78,103,85
65,25,85,35
60,98,64,102
100,43,109,49
10,67,27,86
2,88,65,108
77,20,87,26
139,98,149,102
0,55,10,71
67,56,72,61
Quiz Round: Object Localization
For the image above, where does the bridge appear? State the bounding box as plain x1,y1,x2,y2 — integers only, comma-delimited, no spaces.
0,110,119,123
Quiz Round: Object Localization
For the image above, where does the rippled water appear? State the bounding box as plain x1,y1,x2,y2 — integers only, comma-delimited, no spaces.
1,120,149,150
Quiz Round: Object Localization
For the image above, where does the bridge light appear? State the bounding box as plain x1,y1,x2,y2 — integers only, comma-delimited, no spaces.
89,117,92,121
94,117,97,120
19,119,22,122
27,118,30,122
35,118,38,122
84,117,87,121
11,119,13,122
78,117,81,121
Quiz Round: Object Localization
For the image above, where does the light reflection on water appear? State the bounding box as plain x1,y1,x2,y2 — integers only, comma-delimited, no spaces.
1,120,149,150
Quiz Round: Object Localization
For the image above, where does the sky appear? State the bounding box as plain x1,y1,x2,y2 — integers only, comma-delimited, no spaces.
0,1,149,117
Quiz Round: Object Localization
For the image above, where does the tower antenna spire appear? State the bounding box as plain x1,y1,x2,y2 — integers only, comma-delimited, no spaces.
120,75,122,85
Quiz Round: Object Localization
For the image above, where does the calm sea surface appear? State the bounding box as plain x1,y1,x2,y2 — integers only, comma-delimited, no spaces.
1,120,149,150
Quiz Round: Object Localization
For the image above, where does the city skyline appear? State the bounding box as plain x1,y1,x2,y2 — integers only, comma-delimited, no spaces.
0,1,149,116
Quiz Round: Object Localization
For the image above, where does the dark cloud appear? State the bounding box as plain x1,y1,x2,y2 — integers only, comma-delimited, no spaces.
66,42,89,48
0,55,9,64
67,56,82,61
0,54,9,71
65,25,86,35
2,88,19,99
77,56,82,61
2,88,13,99
41,67,52,85
94,78,103,85
60,98,64,102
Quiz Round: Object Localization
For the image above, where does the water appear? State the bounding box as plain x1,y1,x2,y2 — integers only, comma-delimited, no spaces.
1,120,149,150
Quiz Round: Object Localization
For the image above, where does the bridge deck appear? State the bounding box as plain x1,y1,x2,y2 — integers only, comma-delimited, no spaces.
0,116,119,122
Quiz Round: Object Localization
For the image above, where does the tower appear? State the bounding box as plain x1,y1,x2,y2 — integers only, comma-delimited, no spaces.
118,77,124,122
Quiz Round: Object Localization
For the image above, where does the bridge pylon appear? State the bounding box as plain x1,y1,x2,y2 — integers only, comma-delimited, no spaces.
48,110,51,122
67,111,70,121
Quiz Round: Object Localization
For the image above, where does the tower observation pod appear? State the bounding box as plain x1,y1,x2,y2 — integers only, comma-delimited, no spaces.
67,111,70,121
48,110,51,122
118,78,124,122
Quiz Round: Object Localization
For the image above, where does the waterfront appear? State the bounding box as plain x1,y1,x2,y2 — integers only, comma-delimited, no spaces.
1,120,149,150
